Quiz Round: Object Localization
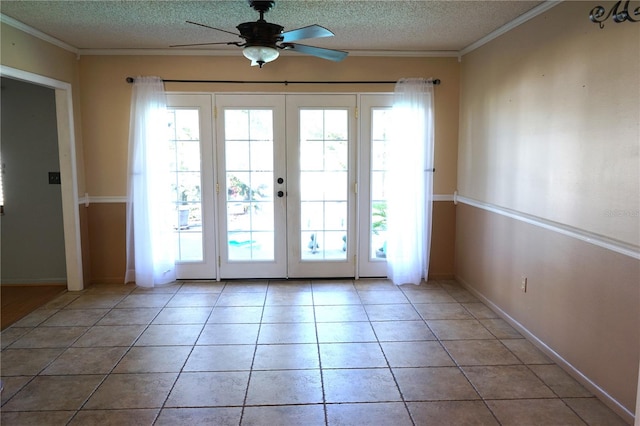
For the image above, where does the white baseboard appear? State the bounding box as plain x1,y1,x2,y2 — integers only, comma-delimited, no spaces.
454,274,635,424
1,279,67,286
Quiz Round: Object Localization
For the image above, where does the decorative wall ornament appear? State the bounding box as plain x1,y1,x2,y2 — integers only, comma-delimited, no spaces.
590,0,639,28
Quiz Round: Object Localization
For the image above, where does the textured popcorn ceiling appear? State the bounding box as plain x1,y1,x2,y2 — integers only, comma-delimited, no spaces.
0,0,544,53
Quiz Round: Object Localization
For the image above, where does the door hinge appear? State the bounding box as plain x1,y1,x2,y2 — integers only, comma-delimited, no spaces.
216,182,220,194
214,106,217,119
218,256,221,267
355,107,359,119
354,182,358,194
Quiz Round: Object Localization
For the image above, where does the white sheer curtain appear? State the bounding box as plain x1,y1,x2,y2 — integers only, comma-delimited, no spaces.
386,78,435,285
125,76,176,287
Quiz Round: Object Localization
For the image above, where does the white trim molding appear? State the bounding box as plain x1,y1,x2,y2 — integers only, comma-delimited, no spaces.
434,194,455,202
79,195,127,206
1,279,68,286
456,195,640,260
0,14,78,54
79,48,459,58
459,1,562,57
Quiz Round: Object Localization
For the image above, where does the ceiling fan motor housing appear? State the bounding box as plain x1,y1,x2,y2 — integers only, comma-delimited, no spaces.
237,21,284,47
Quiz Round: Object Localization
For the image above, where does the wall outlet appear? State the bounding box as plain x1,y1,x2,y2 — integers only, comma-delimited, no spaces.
521,276,528,293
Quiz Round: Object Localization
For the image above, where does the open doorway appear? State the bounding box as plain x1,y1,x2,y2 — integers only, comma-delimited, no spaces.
1,77,66,284
0,77,69,328
0,66,84,296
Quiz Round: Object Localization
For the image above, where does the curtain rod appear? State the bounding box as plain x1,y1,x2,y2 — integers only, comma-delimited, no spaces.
125,77,440,85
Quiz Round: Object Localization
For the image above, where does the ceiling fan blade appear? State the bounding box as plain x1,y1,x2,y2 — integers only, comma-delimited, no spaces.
285,43,348,62
281,25,334,42
170,41,242,48
186,20,241,38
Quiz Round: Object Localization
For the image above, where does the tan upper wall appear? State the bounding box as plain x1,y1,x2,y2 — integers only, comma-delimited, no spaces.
78,55,459,197
0,22,86,194
458,1,639,246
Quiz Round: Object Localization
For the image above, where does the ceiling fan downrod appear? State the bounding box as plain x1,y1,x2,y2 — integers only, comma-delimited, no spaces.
249,0,276,21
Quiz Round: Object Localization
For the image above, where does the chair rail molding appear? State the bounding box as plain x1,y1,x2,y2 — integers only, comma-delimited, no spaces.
456,195,640,260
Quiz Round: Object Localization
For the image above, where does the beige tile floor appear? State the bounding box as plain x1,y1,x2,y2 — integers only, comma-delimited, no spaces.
0,279,630,425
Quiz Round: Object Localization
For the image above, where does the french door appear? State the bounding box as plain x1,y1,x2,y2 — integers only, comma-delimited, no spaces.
358,94,394,277
167,93,388,280
216,94,357,279
215,95,287,278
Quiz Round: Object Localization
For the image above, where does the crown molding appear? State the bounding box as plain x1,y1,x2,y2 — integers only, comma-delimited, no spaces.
78,48,230,57
1,13,78,54
459,0,562,57
78,48,459,58
333,50,459,58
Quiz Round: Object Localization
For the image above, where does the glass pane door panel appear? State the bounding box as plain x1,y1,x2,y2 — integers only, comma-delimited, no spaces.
225,142,250,170
369,108,392,260
299,109,349,261
168,108,203,262
176,233,203,262
224,109,275,262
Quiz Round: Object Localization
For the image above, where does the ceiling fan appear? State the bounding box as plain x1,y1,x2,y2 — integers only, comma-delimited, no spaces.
172,0,349,68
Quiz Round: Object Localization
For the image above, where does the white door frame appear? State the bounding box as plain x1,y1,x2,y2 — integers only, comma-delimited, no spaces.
0,65,84,291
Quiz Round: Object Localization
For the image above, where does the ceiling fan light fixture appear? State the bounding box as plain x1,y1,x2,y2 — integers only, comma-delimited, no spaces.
243,45,279,67
179,1,348,66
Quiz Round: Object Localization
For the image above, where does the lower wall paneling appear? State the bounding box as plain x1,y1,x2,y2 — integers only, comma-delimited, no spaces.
429,201,456,279
87,203,126,284
85,200,457,283
454,202,639,421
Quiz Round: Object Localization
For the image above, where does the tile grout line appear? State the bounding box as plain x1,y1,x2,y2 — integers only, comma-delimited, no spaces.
432,281,503,426
363,282,418,426
311,280,330,426
153,280,218,425
237,280,269,425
